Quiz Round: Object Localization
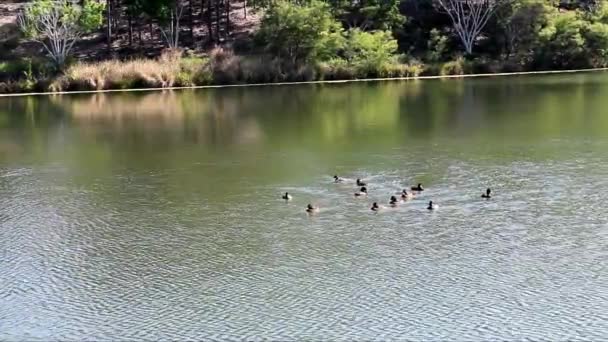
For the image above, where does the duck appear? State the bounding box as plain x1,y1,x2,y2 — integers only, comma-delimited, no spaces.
354,186,368,197
356,178,367,186
411,183,424,191
401,190,414,200
306,204,319,213
371,202,380,211
333,175,345,183
427,201,438,210
481,188,492,199
389,196,399,206
282,192,292,201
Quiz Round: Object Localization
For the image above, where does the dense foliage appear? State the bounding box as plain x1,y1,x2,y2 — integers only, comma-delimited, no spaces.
18,0,105,67
5,0,608,92
253,0,608,70
256,1,345,64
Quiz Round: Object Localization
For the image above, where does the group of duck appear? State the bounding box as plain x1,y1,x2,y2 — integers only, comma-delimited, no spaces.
282,174,492,214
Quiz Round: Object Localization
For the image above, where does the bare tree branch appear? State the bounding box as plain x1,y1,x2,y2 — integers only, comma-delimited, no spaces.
17,0,104,67
160,2,185,49
435,0,510,54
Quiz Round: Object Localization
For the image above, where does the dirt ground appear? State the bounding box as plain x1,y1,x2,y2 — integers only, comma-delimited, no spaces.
0,0,261,61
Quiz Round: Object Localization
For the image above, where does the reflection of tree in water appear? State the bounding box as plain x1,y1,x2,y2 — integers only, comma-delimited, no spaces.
51,83,422,151
397,75,608,152
0,96,67,158
55,91,264,148
398,79,467,139
221,82,415,147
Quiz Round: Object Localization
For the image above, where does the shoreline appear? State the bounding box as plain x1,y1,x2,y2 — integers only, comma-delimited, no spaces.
1,67,607,98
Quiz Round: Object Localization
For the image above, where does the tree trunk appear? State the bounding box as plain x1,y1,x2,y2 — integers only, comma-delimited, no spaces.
106,0,112,53
138,23,142,46
215,0,221,43
112,0,119,32
128,12,133,46
189,0,195,44
243,0,247,19
206,0,214,43
226,0,230,38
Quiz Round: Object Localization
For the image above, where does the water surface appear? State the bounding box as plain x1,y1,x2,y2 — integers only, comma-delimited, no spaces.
1,74,607,340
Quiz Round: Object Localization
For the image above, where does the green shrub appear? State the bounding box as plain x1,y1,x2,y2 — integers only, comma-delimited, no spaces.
175,71,194,87
289,64,317,82
317,58,355,80
440,57,469,76
469,57,503,74
583,22,608,67
256,0,345,64
536,11,589,69
239,56,283,83
179,56,211,86
0,58,51,81
378,62,425,78
426,28,449,63
193,67,213,86
209,47,242,84
344,29,399,66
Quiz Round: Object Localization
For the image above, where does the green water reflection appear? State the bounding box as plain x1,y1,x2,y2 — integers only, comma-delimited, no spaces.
2,72,608,198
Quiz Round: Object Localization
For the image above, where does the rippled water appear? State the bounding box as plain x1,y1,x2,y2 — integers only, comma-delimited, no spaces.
1,74,608,340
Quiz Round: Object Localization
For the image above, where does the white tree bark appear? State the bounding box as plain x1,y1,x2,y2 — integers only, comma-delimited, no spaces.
435,0,508,55
18,4,82,67
160,5,185,49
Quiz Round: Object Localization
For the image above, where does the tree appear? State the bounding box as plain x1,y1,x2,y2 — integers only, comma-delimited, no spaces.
584,22,608,66
435,0,510,54
426,28,449,62
159,2,185,48
139,0,185,48
329,0,406,31
18,0,105,67
256,0,345,64
344,28,399,66
495,0,553,58
537,11,588,68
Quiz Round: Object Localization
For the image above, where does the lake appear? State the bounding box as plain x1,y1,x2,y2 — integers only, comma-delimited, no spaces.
1,74,607,340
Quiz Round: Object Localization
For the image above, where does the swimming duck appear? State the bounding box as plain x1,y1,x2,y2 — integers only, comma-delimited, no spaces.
282,192,292,201
355,186,368,197
389,196,399,206
306,204,319,213
401,190,414,200
333,175,345,183
411,183,424,191
427,201,438,210
371,202,380,211
356,178,367,186
481,188,492,199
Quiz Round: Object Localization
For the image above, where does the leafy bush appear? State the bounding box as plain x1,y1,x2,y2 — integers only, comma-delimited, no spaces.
426,28,449,63
583,22,608,67
234,56,273,83
380,62,425,78
317,58,355,80
469,57,503,74
19,0,105,67
256,0,345,64
0,58,51,81
536,11,588,69
344,29,399,67
208,47,243,84
439,57,469,76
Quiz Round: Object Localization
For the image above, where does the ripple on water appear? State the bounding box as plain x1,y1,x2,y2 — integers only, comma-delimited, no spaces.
1,155,608,340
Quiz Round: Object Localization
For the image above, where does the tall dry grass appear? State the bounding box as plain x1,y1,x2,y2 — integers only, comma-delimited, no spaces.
9,47,428,94
50,49,210,92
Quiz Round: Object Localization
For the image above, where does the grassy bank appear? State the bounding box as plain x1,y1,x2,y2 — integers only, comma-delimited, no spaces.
0,49,604,95
0,48,425,94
